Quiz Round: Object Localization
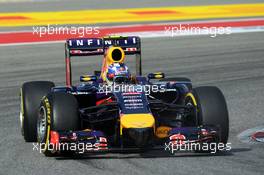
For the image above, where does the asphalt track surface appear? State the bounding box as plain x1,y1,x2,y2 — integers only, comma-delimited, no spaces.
0,32,264,175
1,0,264,175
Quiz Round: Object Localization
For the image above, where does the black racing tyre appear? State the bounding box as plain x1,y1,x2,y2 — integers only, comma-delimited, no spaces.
20,81,55,142
193,86,229,144
37,92,79,156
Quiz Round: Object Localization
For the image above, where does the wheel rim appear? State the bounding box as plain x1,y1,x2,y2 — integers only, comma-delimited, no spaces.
37,106,47,142
185,96,198,126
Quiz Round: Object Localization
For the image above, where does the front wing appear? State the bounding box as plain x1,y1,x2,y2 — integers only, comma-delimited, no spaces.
46,126,220,154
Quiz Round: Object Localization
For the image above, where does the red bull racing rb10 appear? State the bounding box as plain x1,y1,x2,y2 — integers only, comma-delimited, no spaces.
20,36,229,156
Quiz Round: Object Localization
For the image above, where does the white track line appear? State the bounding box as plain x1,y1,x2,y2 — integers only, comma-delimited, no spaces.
116,26,264,38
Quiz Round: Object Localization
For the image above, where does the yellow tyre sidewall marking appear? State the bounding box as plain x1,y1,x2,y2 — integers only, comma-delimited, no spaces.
186,92,197,106
43,97,51,152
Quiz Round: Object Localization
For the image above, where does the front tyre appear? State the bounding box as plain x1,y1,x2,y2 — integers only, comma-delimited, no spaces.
193,86,229,144
37,92,79,156
20,81,54,142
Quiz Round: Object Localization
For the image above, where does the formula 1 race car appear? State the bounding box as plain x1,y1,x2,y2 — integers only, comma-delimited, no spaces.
20,36,229,156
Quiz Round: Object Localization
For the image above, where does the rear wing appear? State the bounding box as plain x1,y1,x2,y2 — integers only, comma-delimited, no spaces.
64,36,142,86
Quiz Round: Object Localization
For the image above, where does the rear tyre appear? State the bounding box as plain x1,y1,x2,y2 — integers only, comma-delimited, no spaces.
193,86,229,144
20,81,54,142
37,92,79,156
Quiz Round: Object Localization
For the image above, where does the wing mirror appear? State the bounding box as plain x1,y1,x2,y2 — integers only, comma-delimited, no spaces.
80,75,97,82
148,72,165,80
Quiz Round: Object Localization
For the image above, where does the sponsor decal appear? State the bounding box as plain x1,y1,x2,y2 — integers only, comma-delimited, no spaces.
67,37,138,48
169,133,186,145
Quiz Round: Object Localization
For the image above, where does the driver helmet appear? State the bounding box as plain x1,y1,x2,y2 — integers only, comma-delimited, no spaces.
106,63,131,84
